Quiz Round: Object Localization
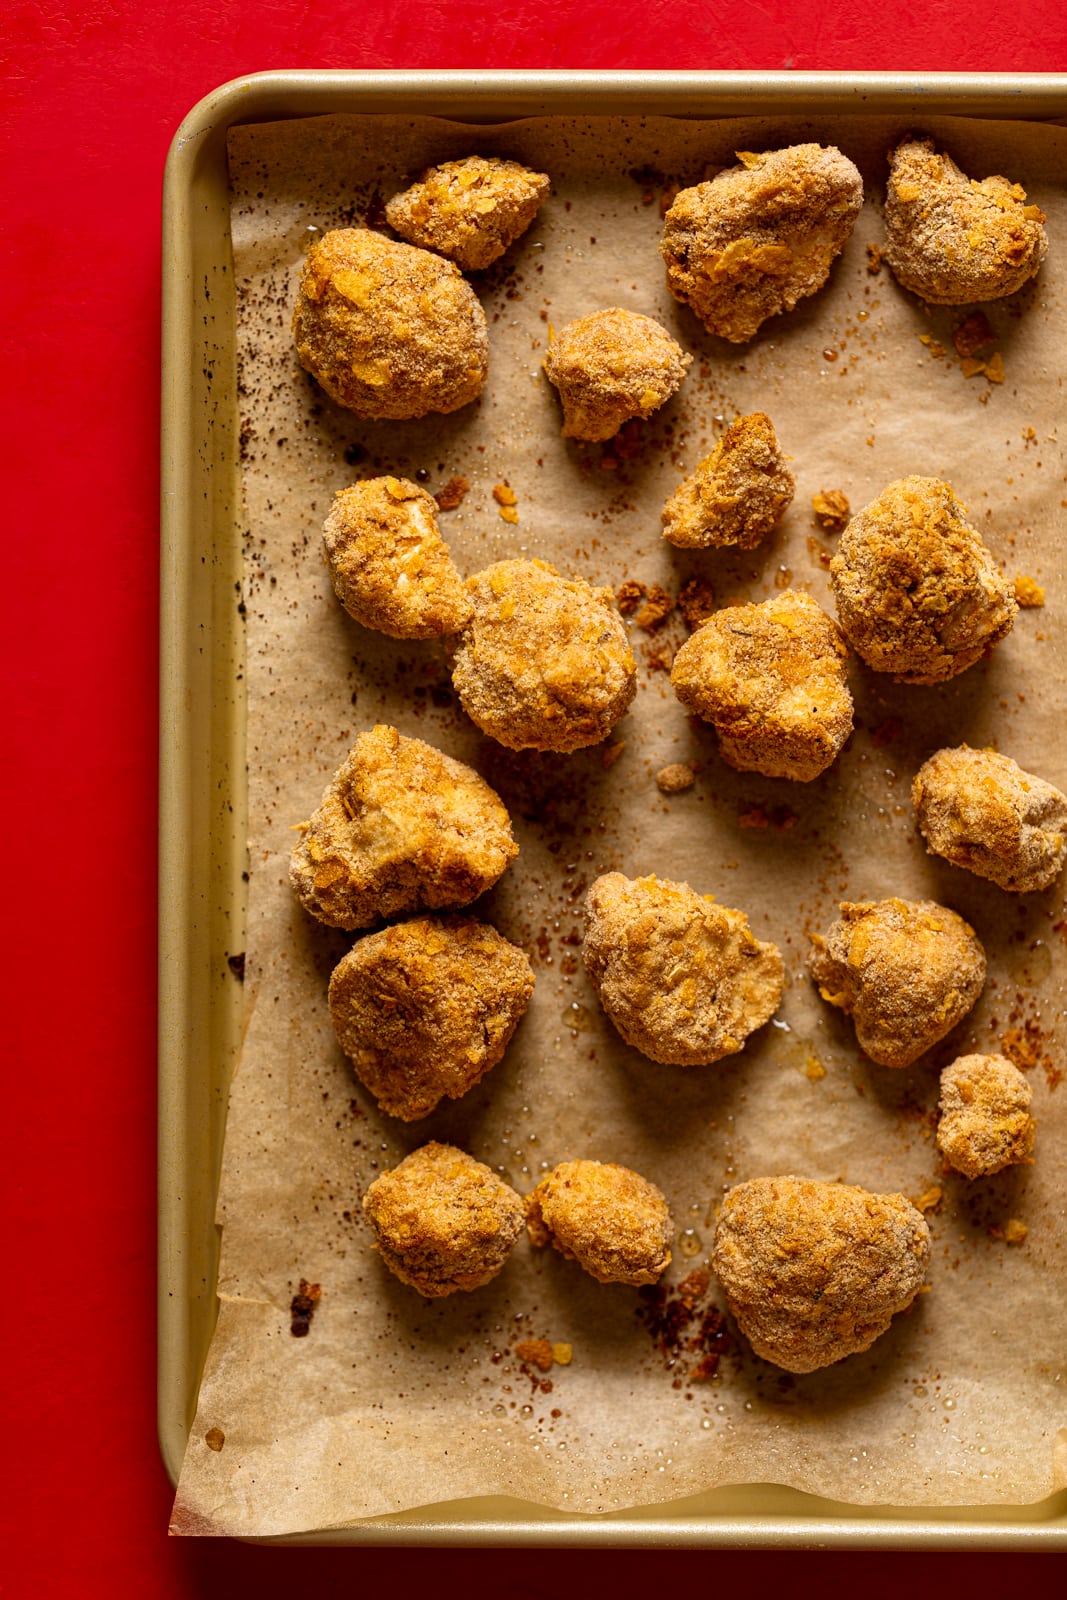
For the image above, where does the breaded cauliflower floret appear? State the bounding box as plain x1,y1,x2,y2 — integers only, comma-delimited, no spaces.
292,228,489,419
670,590,853,781
385,155,550,271
290,725,517,930
660,144,863,343
543,308,691,441
711,1176,931,1372
937,1054,1036,1180
322,476,472,638
525,1159,672,1286
452,558,637,752
913,745,1067,894
808,898,986,1069
662,412,795,550
583,873,783,1065
830,477,1016,684
329,916,535,1120
363,1142,524,1297
884,135,1048,304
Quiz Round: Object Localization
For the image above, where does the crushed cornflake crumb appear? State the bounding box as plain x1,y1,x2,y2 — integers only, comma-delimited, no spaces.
865,243,882,274
552,1342,573,1366
811,488,850,531
434,475,470,511
601,740,626,770
989,1218,1029,1245
492,482,518,506
985,352,1006,384
918,333,947,359
953,311,995,358
656,762,695,794
914,1185,943,1214
960,356,987,379
1013,575,1045,608
514,1337,555,1371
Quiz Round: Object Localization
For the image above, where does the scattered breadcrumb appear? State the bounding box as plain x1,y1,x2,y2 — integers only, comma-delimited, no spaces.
656,762,695,793
435,475,470,511
677,577,716,631
811,488,850,532
617,580,676,631
953,311,996,358
866,242,882,274
1014,575,1045,608
514,1337,554,1372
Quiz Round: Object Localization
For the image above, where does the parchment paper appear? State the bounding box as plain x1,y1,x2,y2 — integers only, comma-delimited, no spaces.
171,112,1067,1536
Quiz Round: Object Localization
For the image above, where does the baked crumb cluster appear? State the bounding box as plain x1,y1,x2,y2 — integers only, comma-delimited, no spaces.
542,308,691,440
661,412,795,550
385,155,550,271
279,139,1053,1369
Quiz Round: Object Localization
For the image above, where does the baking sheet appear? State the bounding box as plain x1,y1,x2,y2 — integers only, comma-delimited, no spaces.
171,110,1067,1537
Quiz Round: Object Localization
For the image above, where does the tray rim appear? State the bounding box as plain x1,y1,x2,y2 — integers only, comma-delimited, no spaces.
159,67,1067,1547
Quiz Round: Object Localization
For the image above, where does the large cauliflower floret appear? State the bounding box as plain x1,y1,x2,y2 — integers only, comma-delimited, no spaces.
662,412,795,550
292,227,489,418
363,1143,524,1297
883,135,1048,304
385,155,550,271
329,916,535,1120
452,559,637,752
289,725,517,931
322,476,472,639
711,1176,931,1372
583,872,783,1066
660,143,863,342
525,1159,673,1286
830,477,1016,684
912,745,1067,894
808,897,986,1069
542,308,691,441
670,589,853,782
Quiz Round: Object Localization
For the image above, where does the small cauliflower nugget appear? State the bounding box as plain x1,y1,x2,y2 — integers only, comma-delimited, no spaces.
543,308,691,441
525,1159,673,1286
452,559,637,752
830,477,1016,684
363,1142,524,1297
583,872,783,1065
329,916,535,1120
292,228,489,419
290,725,517,930
912,745,1067,894
322,476,472,638
884,135,1048,304
937,1054,1036,1179
711,1176,931,1372
662,412,795,550
670,590,853,782
660,144,863,342
809,897,986,1069
385,155,550,271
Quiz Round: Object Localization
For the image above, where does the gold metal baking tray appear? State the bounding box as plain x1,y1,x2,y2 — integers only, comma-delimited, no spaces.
159,69,1067,1546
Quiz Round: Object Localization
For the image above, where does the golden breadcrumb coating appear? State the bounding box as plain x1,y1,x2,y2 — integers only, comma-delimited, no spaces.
662,412,795,550
913,745,1067,893
292,228,489,419
525,1159,673,1286
542,308,691,441
290,724,517,931
660,144,863,343
583,872,783,1066
830,476,1016,684
808,897,986,1069
363,1142,524,1297
884,136,1048,304
329,916,534,1120
937,1054,1036,1179
452,558,637,752
385,155,550,271
670,590,853,782
322,476,472,638
711,1176,931,1372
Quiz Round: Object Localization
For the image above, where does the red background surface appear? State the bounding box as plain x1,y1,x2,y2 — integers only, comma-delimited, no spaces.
3,2,1066,1592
